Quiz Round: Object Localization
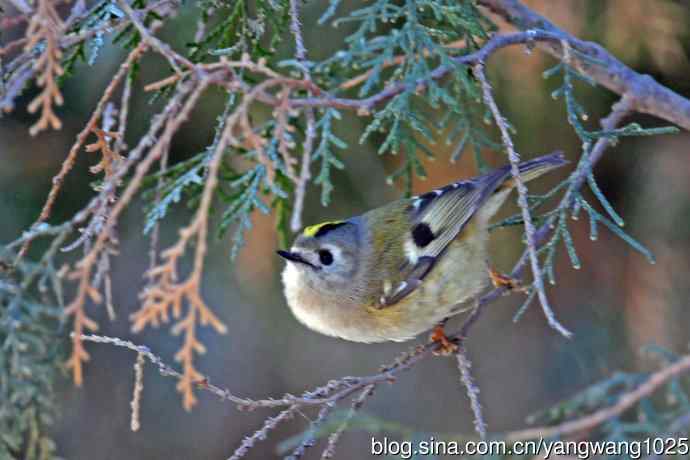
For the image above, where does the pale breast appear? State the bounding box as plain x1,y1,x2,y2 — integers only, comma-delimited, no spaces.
282,262,382,341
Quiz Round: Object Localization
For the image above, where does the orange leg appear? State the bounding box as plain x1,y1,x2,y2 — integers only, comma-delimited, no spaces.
487,265,528,294
430,323,459,355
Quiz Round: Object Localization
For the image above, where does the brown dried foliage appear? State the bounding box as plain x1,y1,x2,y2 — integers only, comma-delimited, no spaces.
87,129,124,179
65,79,220,408
24,0,65,136
132,221,228,410
65,251,101,385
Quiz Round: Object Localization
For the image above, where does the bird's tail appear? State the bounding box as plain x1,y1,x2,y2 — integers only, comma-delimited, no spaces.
472,151,568,224
499,151,568,190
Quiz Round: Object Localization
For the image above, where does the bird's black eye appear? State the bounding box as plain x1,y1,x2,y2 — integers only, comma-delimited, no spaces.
318,249,333,266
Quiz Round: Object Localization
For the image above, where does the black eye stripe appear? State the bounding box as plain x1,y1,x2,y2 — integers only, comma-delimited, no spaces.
412,222,435,248
313,222,348,238
318,249,334,265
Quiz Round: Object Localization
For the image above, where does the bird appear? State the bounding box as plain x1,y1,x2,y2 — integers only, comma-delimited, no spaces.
277,152,567,350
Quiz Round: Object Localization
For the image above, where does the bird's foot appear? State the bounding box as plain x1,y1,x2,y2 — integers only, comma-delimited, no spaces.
430,324,459,356
487,265,528,295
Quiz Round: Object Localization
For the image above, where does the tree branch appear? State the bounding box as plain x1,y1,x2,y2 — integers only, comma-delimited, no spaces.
290,30,565,111
503,354,690,442
77,332,690,448
478,0,690,130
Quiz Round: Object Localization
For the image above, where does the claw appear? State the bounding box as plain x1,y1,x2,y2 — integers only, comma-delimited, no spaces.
193,377,209,388
430,324,459,355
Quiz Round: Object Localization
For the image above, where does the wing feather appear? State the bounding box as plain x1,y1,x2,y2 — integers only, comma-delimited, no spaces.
378,172,506,307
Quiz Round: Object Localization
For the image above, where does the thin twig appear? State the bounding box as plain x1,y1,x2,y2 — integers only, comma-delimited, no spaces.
287,403,336,459
114,67,133,156
116,0,192,74
291,108,316,232
474,63,571,338
289,0,308,64
289,0,316,232
75,333,431,409
130,352,145,432
228,407,298,460
321,385,375,459
456,348,487,440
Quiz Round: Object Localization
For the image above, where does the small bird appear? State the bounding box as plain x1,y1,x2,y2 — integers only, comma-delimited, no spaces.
278,152,567,346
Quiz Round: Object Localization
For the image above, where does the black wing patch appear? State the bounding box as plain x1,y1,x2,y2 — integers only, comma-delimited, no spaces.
380,174,506,308
411,222,435,248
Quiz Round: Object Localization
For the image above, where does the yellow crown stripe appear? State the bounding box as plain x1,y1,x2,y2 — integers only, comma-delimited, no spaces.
303,220,344,237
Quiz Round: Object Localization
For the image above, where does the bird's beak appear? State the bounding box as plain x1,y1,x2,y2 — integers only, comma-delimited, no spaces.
276,250,316,269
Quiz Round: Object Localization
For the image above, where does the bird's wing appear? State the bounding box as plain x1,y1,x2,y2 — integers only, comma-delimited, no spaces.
379,174,504,307
378,152,568,306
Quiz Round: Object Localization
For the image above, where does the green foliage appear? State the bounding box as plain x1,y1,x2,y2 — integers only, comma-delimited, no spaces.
495,55,678,323
0,247,64,460
143,152,206,235
61,1,127,82
188,0,290,61
313,108,347,206
218,161,288,259
316,0,495,189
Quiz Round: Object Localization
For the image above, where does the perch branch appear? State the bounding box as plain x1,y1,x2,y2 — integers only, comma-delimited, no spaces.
77,332,690,448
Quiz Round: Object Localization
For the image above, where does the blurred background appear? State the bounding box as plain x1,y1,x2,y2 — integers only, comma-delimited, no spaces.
2,0,690,458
